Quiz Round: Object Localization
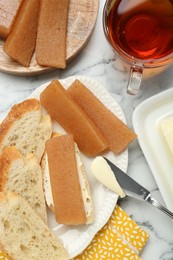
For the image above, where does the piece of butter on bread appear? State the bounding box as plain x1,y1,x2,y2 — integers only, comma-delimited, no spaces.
91,156,126,198
42,153,54,212
159,116,173,159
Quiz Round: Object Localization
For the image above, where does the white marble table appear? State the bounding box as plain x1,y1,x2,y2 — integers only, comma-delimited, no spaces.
0,1,173,259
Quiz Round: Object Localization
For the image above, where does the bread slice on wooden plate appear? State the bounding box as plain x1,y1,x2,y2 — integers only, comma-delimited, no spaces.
45,134,94,225
0,146,47,223
0,98,52,162
0,192,69,260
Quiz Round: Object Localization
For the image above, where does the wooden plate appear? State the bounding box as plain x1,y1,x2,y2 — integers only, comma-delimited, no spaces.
0,0,99,76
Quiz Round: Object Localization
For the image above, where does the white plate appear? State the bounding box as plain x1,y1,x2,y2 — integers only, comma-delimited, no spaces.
29,75,128,259
133,88,173,212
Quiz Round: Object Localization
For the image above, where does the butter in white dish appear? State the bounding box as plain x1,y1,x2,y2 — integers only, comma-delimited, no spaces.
159,115,173,161
91,156,126,198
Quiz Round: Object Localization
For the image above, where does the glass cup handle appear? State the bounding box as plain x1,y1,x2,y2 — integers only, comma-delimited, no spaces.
127,65,143,95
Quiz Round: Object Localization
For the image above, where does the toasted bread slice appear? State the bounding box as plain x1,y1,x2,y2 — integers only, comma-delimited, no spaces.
45,134,94,225
0,146,47,223
0,98,52,162
0,192,68,260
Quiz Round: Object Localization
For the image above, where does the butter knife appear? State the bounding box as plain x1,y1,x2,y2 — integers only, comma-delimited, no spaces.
104,157,173,219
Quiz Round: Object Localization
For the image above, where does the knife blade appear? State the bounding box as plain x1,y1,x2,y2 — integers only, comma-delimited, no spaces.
103,157,173,219
103,157,150,200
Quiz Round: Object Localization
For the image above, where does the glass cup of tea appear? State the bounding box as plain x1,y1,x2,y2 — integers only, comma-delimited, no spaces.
103,0,173,95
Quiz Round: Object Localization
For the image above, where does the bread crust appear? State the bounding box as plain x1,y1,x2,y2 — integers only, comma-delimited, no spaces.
0,146,22,191
0,244,13,260
0,99,40,147
0,192,14,260
0,98,51,163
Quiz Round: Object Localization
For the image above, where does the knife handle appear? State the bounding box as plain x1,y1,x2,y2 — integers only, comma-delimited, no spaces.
145,194,173,219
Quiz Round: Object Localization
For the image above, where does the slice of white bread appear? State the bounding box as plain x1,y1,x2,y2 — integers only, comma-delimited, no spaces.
45,134,94,225
0,192,69,260
0,98,52,162
0,146,47,223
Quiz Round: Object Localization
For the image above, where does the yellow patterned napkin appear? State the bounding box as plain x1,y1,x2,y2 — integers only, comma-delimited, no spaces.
0,251,8,260
75,206,149,260
0,206,149,260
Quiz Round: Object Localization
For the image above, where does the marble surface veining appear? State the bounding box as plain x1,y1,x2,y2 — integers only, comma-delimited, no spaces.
0,1,173,259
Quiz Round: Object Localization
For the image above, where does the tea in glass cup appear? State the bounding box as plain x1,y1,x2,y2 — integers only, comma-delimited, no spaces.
103,0,173,94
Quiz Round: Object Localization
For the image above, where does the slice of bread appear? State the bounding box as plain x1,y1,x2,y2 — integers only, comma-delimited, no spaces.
0,192,69,260
0,98,52,162
0,146,47,223
45,134,94,225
